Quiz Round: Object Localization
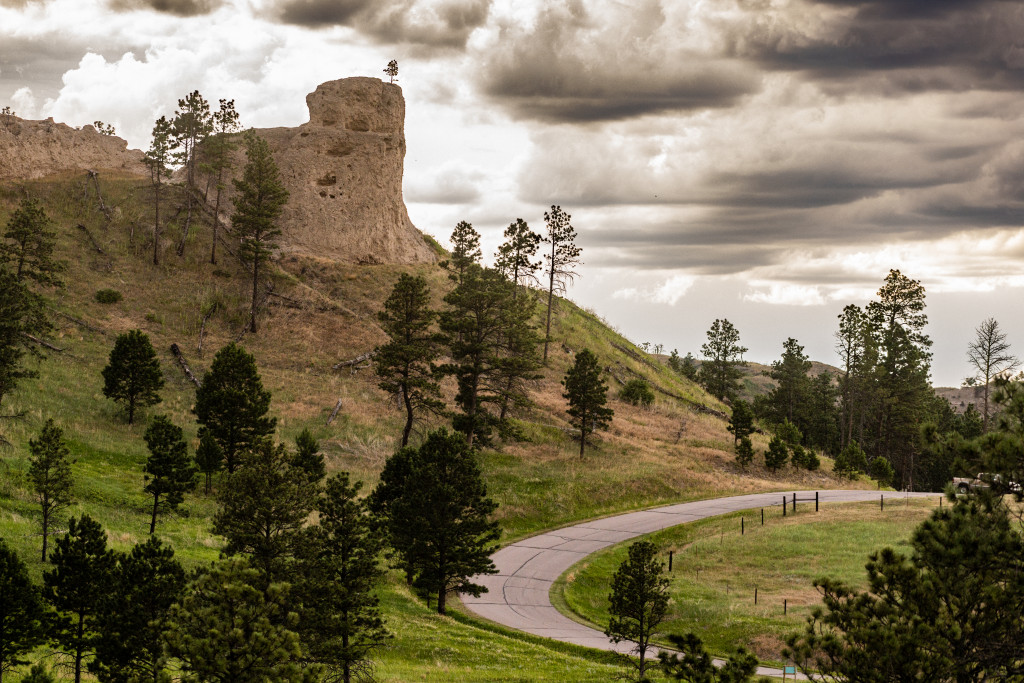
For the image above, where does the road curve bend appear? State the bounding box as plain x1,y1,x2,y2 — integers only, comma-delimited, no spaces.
462,489,935,676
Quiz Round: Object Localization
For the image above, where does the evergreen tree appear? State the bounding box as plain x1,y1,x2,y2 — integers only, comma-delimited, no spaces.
101,330,164,425
541,205,582,362
373,429,499,614
43,515,116,683
735,437,754,470
0,198,64,287
835,304,871,449
727,399,754,446
776,418,802,447
680,352,699,381
659,633,763,682
19,665,55,683
0,539,47,683
144,116,173,266
605,540,669,682
833,440,868,479
563,348,614,459
291,428,326,484
786,497,1024,681
764,435,789,472
194,428,223,494
440,265,540,446
0,269,49,414
374,274,443,447
697,319,747,402
296,473,388,683
90,536,186,683
213,439,317,583
204,98,242,265
27,418,74,562
232,131,289,334
765,337,812,426
143,415,197,534
193,342,276,474
494,217,541,291
383,59,398,83
868,456,894,487
804,371,841,455
170,90,213,257
163,558,306,683
441,220,481,286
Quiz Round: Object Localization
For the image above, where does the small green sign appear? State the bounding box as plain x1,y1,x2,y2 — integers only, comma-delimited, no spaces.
784,666,796,674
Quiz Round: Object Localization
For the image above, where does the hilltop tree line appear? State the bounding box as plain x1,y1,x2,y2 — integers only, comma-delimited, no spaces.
1,336,505,682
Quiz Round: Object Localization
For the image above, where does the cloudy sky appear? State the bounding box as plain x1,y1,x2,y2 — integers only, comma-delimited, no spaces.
4,0,1024,386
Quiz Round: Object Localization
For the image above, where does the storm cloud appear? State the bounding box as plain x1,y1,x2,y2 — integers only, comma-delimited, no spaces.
107,0,222,16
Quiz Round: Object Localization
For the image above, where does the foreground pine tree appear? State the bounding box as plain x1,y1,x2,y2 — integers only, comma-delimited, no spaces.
605,540,669,682
0,539,46,683
372,429,499,614
297,473,388,682
101,330,164,425
43,515,116,683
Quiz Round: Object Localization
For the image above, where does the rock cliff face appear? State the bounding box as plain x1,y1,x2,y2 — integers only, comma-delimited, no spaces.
216,77,436,265
0,117,146,180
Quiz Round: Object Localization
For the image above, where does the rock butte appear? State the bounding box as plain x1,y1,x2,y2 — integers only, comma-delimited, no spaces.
0,77,437,266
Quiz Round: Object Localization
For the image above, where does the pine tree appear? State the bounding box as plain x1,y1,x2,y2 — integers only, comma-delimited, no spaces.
144,116,173,266
232,131,289,334
0,268,49,414
542,205,582,362
765,337,812,426
966,318,1019,433
441,220,481,286
170,90,213,257
195,428,223,493
764,435,789,472
735,436,754,470
19,665,55,683
0,198,64,286
605,540,669,682
563,349,613,459
374,274,443,447
296,473,388,683
698,319,747,402
101,330,164,425
213,439,317,583
659,633,761,682
0,539,47,683
204,98,242,265
27,418,74,562
383,59,398,83
90,536,186,683
727,399,754,446
194,342,276,474
373,429,499,614
291,428,325,484
43,515,116,683
163,558,306,683
833,441,868,479
495,218,541,292
142,415,197,534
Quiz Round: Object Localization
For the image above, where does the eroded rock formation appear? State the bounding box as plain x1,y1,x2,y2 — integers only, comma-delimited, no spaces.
0,116,146,180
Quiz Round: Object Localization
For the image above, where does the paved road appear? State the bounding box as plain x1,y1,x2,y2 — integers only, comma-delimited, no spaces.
462,489,935,678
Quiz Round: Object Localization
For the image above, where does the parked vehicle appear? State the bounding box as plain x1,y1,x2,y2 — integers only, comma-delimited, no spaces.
953,473,1021,494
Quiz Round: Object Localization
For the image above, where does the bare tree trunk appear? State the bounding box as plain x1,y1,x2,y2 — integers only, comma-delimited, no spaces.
544,269,555,363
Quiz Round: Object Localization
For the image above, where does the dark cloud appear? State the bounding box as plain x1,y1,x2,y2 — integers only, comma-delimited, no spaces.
0,37,137,101
274,0,491,49
476,1,759,122
0,0,47,7
739,0,1024,92
108,0,222,16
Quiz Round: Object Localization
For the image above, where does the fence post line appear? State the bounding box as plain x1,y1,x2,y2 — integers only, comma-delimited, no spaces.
881,494,884,511
742,517,745,535
792,492,796,512
669,550,673,572
815,491,819,512
755,586,758,605
783,496,787,517
761,508,764,525
784,598,788,615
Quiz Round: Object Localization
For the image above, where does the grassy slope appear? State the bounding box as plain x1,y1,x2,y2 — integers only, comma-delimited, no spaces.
558,499,939,666
0,172,871,680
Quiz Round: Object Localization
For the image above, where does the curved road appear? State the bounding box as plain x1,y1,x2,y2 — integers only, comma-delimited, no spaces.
463,490,935,677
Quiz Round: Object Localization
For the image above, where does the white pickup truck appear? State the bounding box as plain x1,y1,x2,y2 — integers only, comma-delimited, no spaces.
953,473,1021,494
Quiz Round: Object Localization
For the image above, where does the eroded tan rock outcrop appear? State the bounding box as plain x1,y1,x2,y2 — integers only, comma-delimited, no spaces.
0,116,147,180
212,77,437,265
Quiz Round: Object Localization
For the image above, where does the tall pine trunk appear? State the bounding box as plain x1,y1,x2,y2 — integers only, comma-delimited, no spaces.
249,254,259,333
152,175,161,266
544,268,555,363
211,168,224,265
150,492,160,534
402,385,414,447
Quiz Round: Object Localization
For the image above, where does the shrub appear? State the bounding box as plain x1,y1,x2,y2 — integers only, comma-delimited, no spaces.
94,288,122,304
765,436,789,472
620,378,655,407
834,441,868,479
804,449,821,471
790,444,808,469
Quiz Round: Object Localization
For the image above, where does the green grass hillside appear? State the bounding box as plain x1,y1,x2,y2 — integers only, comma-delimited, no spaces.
0,171,872,680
